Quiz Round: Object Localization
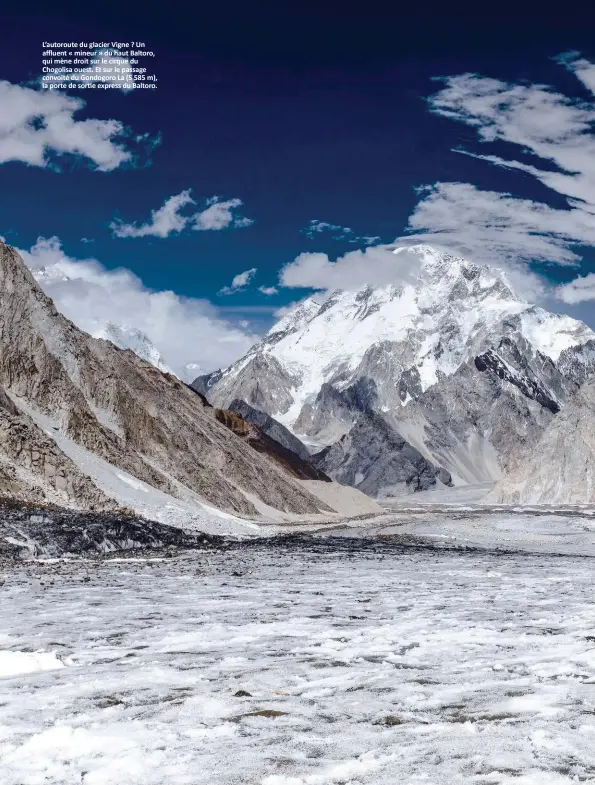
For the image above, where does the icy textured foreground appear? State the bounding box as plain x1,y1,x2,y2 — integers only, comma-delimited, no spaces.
2,543,595,784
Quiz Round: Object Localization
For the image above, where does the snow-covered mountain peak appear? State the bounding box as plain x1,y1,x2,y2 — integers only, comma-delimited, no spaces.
201,244,595,442
397,244,520,305
93,323,174,375
265,297,323,341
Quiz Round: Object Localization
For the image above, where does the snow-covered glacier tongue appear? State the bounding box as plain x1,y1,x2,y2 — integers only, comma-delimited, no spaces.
194,245,595,494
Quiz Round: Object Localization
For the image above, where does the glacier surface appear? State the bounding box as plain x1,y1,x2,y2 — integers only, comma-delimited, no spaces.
2,542,595,784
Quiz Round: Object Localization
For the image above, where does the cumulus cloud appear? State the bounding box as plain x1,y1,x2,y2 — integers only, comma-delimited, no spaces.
0,80,153,171
193,197,254,231
556,273,595,303
258,285,278,296
112,192,254,239
218,267,257,295
279,245,422,291
401,54,595,278
302,219,380,245
111,190,195,238
17,236,257,378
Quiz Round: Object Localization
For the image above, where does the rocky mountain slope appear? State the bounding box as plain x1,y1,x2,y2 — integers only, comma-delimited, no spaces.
213,407,331,482
489,377,595,504
0,383,114,509
311,410,452,497
0,240,338,521
195,245,595,494
227,399,312,460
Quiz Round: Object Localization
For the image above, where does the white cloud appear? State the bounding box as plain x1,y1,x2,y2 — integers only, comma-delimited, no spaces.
401,54,595,279
0,80,151,171
218,267,257,296
279,245,422,291
193,197,254,231
404,181,591,266
302,219,379,245
231,268,257,288
18,236,257,378
303,220,350,238
111,190,195,238
556,273,595,303
258,285,278,296
112,192,254,239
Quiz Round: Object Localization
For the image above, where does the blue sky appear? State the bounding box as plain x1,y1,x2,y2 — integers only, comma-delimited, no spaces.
2,0,595,375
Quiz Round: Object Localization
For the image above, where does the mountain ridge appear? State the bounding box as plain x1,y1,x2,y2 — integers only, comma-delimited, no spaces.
0,240,347,523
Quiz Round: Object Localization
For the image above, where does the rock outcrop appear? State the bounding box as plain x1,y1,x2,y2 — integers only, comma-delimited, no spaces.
226,399,312,460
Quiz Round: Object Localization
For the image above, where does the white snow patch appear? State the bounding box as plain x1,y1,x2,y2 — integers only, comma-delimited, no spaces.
0,650,66,679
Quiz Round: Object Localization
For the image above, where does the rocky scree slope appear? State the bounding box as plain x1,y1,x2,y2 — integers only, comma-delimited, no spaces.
194,245,595,493
0,241,331,517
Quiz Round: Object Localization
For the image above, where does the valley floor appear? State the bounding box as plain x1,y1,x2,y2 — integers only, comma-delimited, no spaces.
2,539,595,784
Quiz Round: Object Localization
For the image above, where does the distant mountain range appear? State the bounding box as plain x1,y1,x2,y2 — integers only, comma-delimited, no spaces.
194,245,595,499
7,233,593,515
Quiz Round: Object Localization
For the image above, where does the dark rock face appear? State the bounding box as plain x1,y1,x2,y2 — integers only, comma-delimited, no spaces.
213,409,332,485
312,411,452,498
557,339,595,389
228,399,311,461
0,500,225,560
474,349,560,414
398,367,423,403
191,369,222,397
